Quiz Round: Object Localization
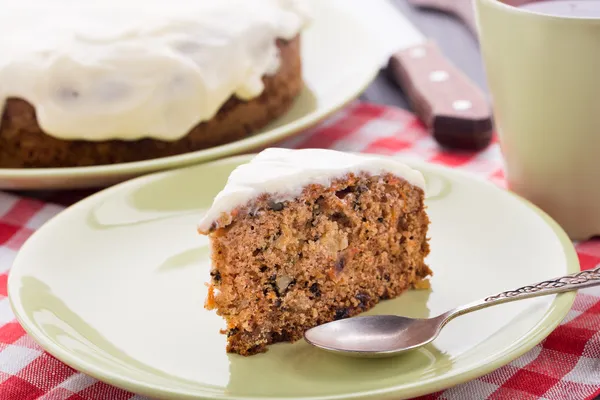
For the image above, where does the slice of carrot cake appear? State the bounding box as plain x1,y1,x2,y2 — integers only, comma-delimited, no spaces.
197,148,432,356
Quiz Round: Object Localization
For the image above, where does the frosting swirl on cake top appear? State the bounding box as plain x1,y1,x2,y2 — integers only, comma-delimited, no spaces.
0,0,310,141
197,148,426,232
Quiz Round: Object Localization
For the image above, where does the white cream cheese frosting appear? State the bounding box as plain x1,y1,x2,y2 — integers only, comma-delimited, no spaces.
0,0,310,141
197,148,426,231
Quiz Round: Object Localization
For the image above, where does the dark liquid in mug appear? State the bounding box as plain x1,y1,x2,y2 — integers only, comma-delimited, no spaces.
518,0,600,17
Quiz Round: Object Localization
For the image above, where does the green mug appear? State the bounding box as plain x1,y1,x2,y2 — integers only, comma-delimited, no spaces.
475,0,600,240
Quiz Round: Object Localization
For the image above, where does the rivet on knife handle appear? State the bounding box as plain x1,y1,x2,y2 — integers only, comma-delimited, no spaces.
387,41,493,151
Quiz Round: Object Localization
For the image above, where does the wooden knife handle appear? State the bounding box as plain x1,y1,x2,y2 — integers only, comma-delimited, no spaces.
407,0,478,36
387,41,493,151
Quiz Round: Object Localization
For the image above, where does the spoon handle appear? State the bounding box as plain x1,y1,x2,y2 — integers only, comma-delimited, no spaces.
444,266,600,323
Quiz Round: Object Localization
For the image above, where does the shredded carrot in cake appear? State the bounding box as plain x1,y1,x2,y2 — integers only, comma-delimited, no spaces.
204,283,216,310
399,190,408,213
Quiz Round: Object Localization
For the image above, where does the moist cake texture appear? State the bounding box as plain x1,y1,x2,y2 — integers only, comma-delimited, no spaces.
198,148,432,356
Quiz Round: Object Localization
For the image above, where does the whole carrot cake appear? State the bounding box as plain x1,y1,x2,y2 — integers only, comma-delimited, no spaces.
198,148,432,356
0,0,310,168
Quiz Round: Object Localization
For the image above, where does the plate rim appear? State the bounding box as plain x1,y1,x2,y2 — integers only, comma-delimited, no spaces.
0,1,380,188
7,154,580,400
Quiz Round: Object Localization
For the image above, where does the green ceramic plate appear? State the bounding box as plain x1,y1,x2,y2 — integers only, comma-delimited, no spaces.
0,0,380,191
8,154,578,400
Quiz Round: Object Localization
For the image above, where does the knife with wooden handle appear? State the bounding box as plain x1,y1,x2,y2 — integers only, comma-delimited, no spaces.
333,0,493,151
387,41,492,151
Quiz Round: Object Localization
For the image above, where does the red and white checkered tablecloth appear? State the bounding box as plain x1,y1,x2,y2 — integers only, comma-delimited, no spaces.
0,102,599,400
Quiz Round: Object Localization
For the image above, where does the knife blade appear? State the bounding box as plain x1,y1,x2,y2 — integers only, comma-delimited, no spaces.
407,0,478,37
332,0,493,151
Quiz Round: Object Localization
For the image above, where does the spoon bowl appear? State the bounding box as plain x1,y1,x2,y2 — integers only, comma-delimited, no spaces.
304,314,446,358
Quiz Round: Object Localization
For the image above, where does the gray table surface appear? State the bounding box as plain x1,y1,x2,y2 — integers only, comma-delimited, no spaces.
380,3,599,400
361,0,488,108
